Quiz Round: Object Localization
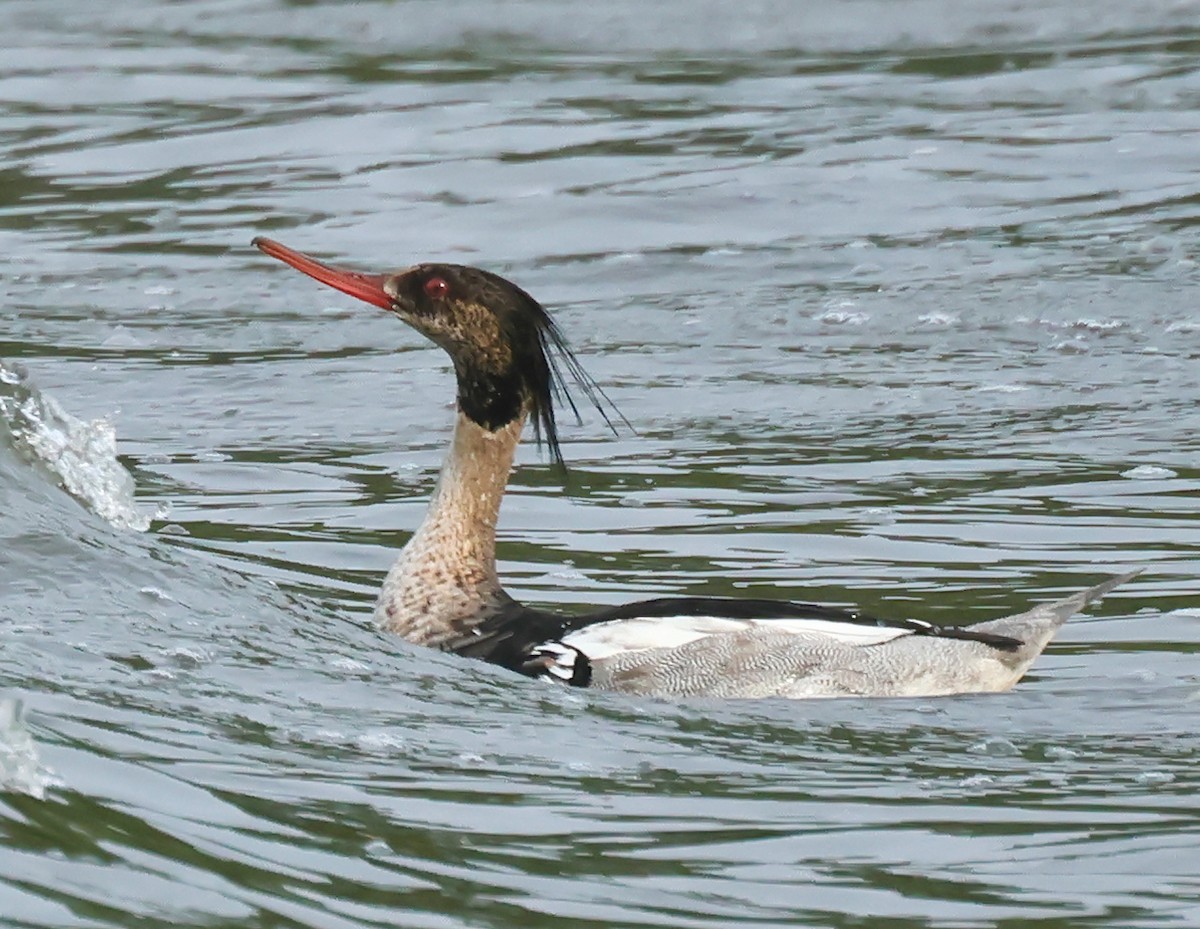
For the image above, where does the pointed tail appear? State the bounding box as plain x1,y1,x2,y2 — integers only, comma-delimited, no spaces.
967,569,1142,679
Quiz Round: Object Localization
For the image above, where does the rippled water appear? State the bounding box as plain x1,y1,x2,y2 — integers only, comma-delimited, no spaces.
3,2,1200,926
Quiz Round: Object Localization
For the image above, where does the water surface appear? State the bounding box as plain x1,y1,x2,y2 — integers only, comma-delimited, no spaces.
2,2,1199,927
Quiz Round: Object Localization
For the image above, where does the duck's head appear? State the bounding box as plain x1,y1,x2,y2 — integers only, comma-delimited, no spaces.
253,237,617,466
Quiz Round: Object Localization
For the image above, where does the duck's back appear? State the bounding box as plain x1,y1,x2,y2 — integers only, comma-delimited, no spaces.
579,572,1139,699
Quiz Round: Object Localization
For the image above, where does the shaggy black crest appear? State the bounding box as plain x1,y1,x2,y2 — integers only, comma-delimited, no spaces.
505,280,625,469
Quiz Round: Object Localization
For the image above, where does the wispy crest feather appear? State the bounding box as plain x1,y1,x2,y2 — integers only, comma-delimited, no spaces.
509,287,629,470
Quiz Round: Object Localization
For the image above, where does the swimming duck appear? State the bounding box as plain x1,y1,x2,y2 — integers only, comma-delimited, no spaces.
253,236,1138,699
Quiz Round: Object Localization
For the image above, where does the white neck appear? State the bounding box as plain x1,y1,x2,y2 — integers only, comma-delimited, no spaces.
375,410,524,648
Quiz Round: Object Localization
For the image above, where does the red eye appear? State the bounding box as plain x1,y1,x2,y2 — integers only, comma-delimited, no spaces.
423,276,449,299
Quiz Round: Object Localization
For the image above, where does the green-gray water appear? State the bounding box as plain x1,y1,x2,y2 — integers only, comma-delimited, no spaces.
2,2,1199,926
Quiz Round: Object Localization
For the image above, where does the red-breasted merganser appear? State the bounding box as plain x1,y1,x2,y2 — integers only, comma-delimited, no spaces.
253,236,1138,699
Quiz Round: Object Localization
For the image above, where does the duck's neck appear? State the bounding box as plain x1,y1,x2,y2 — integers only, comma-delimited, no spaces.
375,410,524,648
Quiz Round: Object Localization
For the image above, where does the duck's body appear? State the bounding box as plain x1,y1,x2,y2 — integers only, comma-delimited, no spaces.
562,575,1130,698
254,236,1137,700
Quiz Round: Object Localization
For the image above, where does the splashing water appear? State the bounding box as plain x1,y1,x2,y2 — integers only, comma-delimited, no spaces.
0,698,56,799
0,360,150,531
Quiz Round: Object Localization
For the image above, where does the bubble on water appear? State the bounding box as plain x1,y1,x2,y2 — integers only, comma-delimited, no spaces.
815,309,870,325
968,737,1020,757
1121,465,1178,480
1134,771,1174,785
150,207,181,231
165,646,210,670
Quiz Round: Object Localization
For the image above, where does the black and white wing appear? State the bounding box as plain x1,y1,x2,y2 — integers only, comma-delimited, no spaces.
454,596,1021,687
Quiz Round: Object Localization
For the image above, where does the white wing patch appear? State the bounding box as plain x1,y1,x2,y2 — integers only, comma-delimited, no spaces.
561,615,911,661
525,641,580,682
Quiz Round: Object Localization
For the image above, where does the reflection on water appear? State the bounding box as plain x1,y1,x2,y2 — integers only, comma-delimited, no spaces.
2,1,1200,927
